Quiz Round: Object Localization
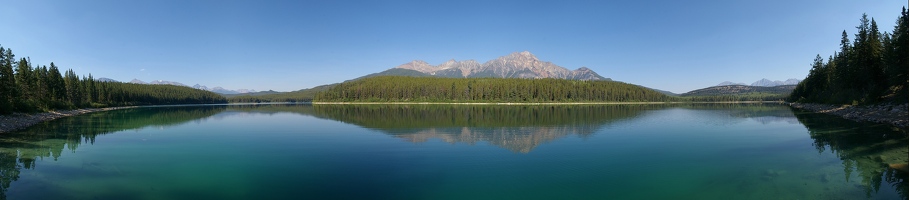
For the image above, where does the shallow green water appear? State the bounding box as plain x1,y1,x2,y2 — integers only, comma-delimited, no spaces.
0,104,906,200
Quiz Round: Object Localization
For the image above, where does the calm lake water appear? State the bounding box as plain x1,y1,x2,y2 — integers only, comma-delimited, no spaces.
0,104,906,200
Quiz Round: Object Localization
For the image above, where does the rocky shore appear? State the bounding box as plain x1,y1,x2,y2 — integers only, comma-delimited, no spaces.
788,103,908,128
0,107,136,134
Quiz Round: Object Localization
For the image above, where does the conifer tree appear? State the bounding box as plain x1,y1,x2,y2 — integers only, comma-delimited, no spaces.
0,48,17,113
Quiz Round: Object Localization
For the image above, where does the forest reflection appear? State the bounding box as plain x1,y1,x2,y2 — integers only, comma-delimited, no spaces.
0,106,226,198
0,104,903,199
791,108,908,198
308,104,666,153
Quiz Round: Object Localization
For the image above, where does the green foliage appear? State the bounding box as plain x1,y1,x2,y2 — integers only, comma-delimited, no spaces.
680,85,794,101
228,84,336,103
0,48,16,112
0,45,227,114
314,76,672,102
305,104,659,130
790,9,909,104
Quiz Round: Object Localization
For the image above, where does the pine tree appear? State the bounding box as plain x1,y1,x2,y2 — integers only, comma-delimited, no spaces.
790,10,907,104
0,47,11,113
48,62,65,102
834,30,852,92
0,48,17,113
32,65,49,109
886,7,909,100
64,69,82,106
16,58,35,103
864,18,884,100
87,74,97,104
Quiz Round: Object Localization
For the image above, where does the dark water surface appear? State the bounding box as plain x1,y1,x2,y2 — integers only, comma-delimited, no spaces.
0,104,906,199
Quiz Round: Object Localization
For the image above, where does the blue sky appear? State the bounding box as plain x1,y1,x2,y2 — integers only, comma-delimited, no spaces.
1,0,905,93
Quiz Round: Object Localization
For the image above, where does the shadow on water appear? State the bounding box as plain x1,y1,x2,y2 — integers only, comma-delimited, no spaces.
0,106,226,199
790,108,909,199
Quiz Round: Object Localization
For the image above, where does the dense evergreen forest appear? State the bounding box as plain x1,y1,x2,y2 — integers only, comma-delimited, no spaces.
0,45,227,114
313,76,672,102
789,8,909,104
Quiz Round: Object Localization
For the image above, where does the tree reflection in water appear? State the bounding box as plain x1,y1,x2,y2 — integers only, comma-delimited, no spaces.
0,106,225,199
0,104,903,199
792,108,908,198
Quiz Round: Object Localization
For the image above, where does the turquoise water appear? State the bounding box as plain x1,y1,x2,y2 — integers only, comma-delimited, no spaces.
0,104,906,200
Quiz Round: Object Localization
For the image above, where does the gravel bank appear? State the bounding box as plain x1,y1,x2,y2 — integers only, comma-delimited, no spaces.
0,107,136,133
788,103,908,128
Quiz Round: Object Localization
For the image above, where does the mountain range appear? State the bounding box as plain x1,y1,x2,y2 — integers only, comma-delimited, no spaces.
682,85,797,97
108,52,799,99
717,78,801,87
110,78,258,95
367,51,610,81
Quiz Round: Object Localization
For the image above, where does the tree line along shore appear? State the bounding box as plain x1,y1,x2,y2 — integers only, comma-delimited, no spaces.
0,44,227,115
2,9,908,133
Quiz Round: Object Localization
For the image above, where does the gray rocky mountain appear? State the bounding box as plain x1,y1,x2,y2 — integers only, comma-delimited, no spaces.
148,80,187,87
717,81,746,86
129,79,257,94
392,51,609,80
750,78,801,87
96,77,119,82
716,79,801,87
781,78,801,85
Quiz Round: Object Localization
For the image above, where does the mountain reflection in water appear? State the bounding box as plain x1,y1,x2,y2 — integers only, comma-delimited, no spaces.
307,104,657,153
0,104,903,199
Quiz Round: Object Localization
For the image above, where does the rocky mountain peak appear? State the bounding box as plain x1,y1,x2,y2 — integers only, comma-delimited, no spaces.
387,52,608,81
717,78,801,87
717,81,746,86
502,51,538,61
439,59,459,69
396,60,435,73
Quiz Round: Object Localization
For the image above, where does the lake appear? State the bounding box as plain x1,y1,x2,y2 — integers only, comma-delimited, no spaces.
0,104,906,200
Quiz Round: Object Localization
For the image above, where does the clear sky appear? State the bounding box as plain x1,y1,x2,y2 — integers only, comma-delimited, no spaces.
1,0,906,93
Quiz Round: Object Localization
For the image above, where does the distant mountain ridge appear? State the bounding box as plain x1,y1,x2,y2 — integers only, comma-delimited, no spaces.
717,81,746,86
373,51,610,81
121,78,258,95
682,85,796,97
716,78,801,87
129,79,188,87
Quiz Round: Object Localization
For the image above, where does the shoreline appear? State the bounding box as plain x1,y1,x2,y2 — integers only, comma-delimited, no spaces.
6,101,866,134
788,103,908,128
0,106,137,134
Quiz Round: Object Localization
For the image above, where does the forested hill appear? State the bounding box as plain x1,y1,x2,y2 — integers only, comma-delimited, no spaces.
314,76,672,102
0,45,227,114
682,85,795,97
789,8,908,104
229,84,335,103
678,85,794,102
